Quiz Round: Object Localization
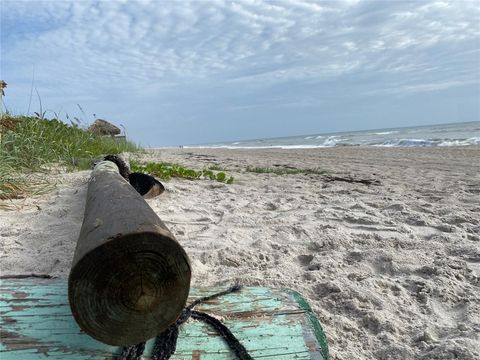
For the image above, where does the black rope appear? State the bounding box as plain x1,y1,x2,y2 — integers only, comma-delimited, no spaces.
118,285,253,360
151,323,180,360
191,310,253,360
118,342,145,360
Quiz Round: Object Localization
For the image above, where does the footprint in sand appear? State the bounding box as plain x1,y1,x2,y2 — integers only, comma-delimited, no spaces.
402,279,432,305
372,255,399,275
312,281,341,299
297,254,314,266
264,202,278,211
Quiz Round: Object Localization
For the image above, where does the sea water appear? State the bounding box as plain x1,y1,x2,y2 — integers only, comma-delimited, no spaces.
190,121,480,149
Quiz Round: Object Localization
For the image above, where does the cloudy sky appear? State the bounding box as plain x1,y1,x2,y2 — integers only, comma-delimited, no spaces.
1,0,479,146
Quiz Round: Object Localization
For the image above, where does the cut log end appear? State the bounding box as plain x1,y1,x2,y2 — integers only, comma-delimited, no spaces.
123,275,159,312
68,232,191,346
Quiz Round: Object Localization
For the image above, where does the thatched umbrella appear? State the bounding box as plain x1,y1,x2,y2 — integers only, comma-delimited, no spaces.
88,119,121,136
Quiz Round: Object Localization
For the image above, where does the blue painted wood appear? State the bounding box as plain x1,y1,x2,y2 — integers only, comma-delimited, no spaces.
0,278,328,359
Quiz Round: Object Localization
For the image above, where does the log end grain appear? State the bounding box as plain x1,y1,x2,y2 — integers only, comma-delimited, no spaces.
68,231,191,346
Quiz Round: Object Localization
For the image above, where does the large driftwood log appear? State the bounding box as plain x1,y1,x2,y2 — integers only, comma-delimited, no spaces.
68,161,191,346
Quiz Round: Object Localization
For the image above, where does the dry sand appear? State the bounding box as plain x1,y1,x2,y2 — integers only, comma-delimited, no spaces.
1,146,479,359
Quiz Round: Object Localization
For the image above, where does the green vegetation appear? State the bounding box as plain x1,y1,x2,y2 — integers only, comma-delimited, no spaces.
131,160,234,184
1,115,137,170
245,166,327,176
0,115,138,201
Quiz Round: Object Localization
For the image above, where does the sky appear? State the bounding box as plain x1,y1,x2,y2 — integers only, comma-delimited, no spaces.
1,0,479,146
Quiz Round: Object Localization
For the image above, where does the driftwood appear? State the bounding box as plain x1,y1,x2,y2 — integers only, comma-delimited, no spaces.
323,175,381,186
68,161,191,346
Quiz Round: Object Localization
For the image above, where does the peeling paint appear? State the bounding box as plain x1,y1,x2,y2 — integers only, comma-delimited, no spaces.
1,278,328,359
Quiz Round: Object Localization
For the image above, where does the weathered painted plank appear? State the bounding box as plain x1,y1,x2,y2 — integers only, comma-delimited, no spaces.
0,278,328,359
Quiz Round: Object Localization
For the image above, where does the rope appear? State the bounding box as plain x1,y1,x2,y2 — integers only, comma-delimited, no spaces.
104,154,130,179
118,342,145,360
191,310,253,360
118,285,253,360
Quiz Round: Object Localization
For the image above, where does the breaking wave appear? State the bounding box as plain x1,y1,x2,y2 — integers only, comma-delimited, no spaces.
186,122,480,149
374,137,480,147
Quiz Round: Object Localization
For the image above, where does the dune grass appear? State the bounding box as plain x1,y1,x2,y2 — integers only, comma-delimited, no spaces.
0,115,138,201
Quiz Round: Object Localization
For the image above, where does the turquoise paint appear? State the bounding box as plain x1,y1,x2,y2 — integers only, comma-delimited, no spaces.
1,278,328,359
284,289,330,360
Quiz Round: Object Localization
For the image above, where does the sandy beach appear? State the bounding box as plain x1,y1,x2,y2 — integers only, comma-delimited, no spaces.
1,146,479,359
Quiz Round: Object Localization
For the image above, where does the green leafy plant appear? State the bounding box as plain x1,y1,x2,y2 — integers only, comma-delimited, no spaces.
130,160,234,184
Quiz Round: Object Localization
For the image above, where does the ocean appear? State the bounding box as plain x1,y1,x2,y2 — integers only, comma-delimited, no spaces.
189,121,480,149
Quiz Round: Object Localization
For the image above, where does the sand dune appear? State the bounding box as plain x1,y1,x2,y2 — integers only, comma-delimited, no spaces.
1,146,479,359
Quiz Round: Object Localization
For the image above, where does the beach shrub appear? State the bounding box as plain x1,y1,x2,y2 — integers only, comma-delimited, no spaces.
130,160,234,184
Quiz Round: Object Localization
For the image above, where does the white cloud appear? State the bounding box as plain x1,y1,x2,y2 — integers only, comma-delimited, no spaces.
1,0,479,143
3,0,478,88
365,78,478,97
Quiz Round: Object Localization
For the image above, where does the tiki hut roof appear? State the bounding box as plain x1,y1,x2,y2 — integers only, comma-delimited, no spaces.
88,119,121,136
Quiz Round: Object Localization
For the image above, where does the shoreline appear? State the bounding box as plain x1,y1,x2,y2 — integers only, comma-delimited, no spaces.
1,146,479,359
151,144,480,150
